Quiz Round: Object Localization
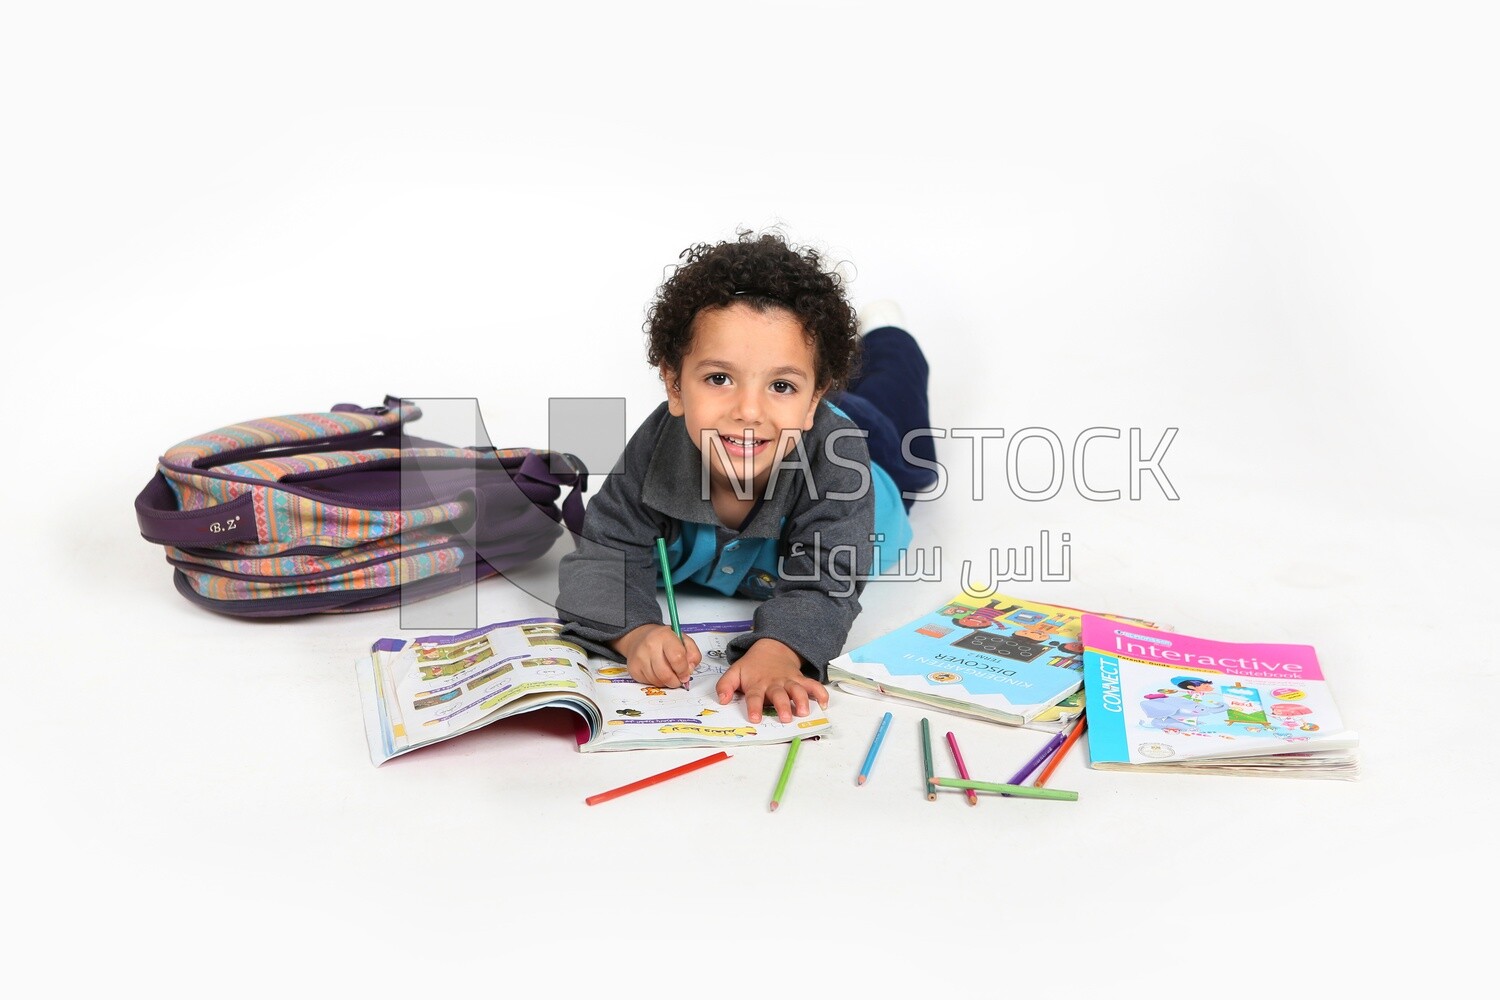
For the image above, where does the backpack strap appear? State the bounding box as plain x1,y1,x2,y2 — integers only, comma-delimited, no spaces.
512,450,588,535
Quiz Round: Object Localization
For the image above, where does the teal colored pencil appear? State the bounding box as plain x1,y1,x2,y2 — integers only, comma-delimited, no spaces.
857,711,894,785
655,537,687,690
929,777,1080,801
920,718,935,801
770,737,803,811
655,537,681,637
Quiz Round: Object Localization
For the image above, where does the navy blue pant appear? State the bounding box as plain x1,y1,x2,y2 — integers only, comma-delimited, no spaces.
827,326,939,510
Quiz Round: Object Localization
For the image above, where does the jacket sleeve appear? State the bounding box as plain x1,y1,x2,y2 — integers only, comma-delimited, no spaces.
554,419,670,662
726,423,876,681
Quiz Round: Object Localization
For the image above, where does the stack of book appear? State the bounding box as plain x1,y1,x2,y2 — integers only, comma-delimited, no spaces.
1079,615,1359,779
828,589,1359,780
827,590,1162,731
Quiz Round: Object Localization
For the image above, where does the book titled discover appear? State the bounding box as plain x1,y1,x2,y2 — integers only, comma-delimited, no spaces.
828,591,1163,730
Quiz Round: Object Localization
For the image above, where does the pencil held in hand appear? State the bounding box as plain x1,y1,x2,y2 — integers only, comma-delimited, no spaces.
655,537,681,637
655,536,689,689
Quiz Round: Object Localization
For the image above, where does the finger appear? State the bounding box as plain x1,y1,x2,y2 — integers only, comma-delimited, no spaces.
640,647,678,688
652,628,694,687
684,636,702,670
628,634,660,686
766,685,794,724
806,678,830,709
744,679,769,724
716,665,740,705
787,684,810,718
661,636,685,675
638,660,669,688
671,637,697,684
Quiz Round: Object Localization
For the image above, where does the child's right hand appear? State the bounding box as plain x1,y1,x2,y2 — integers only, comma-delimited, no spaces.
611,624,701,689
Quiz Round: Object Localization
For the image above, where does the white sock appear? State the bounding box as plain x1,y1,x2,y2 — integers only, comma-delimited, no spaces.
857,299,906,336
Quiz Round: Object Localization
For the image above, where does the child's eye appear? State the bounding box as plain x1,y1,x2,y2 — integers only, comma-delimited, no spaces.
705,373,731,386
771,381,796,394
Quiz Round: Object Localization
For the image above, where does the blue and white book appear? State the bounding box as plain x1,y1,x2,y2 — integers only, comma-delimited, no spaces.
828,591,1162,729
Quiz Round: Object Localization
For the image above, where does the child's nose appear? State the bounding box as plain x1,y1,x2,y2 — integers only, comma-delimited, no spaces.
731,388,761,422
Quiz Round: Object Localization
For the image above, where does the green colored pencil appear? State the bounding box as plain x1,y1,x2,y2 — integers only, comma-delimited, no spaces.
655,537,681,637
770,737,803,811
655,537,687,689
920,718,935,801
929,777,1080,801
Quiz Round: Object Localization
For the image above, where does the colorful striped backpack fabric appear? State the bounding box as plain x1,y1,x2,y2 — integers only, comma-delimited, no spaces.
134,397,587,617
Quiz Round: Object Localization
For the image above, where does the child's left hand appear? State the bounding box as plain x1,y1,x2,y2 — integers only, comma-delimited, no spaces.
716,638,829,724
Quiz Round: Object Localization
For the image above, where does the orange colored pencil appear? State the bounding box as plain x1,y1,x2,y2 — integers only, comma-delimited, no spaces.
944,731,978,806
1033,715,1087,788
585,751,730,805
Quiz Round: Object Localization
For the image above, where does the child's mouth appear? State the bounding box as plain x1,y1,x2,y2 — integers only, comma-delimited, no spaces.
719,433,770,457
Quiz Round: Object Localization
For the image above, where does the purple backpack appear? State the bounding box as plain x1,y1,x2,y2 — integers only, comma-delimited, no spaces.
134,397,587,617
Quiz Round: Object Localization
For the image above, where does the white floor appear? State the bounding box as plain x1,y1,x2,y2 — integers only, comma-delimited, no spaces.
6,4,1495,995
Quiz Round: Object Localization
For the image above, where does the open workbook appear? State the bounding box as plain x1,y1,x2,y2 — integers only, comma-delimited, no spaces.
1080,615,1359,779
356,616,831,765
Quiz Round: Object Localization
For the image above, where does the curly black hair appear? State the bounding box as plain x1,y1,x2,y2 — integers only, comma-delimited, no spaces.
645,230,860,394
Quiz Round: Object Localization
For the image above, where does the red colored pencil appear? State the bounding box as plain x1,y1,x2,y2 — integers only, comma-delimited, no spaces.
1033,715,1087,789
944,731,978,806
585,751,731,806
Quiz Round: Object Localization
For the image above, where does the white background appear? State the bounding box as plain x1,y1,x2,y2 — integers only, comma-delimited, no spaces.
4,2,1495,995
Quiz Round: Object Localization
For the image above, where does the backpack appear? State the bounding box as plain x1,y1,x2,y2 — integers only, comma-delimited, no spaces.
134,396,588,617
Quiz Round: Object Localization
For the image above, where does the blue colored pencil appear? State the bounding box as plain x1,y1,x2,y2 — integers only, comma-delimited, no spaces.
857,711,894,785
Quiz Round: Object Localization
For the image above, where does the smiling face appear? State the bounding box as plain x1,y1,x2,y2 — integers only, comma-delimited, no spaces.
662,301,825,506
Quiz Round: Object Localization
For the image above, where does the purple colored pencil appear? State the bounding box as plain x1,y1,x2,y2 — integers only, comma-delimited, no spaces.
1001,730,1068,794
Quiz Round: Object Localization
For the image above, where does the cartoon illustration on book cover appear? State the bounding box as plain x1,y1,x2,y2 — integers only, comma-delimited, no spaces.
1134,673,1323,741
936,597,1087,671
1081,613,1350,767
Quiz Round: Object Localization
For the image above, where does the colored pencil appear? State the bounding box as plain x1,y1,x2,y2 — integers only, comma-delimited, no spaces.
655,537,681,637
857,711,893,785
929,777,1079,801
770,737,803,811
1033,715,1088,789
585,750,730,806
655,536,687,689
1001,729,1068,795
920,717,935,801
944,731,979,806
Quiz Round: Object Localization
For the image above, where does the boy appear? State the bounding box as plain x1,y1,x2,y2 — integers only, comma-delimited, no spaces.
555,231,935,723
